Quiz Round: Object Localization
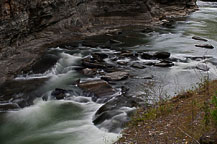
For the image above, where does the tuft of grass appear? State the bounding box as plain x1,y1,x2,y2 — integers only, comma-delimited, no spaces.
211,94,217,126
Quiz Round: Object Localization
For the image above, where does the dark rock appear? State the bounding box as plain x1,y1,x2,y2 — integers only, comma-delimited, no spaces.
78,80,115,98
141,27,154,33
162,19,175,28
101,71,129,81
141,53,154,59
131,62,146,69
92,52,108,62
30,54,59,74
154,60,174,67
51,88,67,100
154,52,171,59
195,44,214,49
192,36,208,42
200,131,217,144
143,61,156,66
82,68,97,76
109,39,122,44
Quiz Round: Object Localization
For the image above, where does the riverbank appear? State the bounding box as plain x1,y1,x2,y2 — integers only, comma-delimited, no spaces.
115,79,217,143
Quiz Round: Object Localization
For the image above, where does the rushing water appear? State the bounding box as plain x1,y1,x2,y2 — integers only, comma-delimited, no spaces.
1,1,217,144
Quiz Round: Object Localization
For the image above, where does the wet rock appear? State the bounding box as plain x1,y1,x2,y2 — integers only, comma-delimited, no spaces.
93,95,142,132
117,61,128,65
192,36,208,42
120,52,134,57
154,52,171,59
141,27,154,33
141,53,154,59
101,71,129,81
154,60,174,67
82,68,97,76
195,44,214,49
131,62,146,69
82,57,106,68
82,41,99,48
78,80,115,99
196,63,210,71
51,88,67,100
30,54,59,74
162,19,175,28
143,61,156,66
200,131,217,144
92,52,108,62
0,103,20,111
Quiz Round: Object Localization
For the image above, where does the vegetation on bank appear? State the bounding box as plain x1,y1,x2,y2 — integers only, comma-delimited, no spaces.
115,78,217,144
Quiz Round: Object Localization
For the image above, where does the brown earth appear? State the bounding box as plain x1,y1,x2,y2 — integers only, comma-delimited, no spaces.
115,80,217,144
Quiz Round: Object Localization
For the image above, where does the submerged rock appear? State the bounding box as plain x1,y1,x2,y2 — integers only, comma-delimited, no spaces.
154,60,174,67
51,88,68,100
195,44,214,49
192,36,208,42
101,71,129,81
196,63,210,71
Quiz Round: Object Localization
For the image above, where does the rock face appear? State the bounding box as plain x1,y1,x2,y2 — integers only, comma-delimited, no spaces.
0,0,197,85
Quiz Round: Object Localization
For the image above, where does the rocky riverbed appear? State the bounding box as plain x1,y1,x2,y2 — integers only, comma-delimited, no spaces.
1,0,217,144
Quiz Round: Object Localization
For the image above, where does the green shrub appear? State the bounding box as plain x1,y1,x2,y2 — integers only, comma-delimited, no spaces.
211,94,217,125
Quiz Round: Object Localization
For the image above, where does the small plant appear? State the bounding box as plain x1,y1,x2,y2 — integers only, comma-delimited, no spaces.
211,93,217,126
202,101,210,127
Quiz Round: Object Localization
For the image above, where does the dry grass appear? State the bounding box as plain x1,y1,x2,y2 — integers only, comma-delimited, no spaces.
115,80,217,144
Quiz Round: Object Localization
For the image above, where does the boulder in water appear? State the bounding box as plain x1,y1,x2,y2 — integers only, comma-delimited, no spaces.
141,53,154,59
131,62,146,69
101,71,129,81
195,44,214,49
78,80,115,99
154,51,171,59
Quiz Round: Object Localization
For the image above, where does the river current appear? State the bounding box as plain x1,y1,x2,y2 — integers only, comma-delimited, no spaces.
0,1,217,144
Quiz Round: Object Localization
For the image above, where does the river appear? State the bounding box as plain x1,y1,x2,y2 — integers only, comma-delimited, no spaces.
0,1,217,144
